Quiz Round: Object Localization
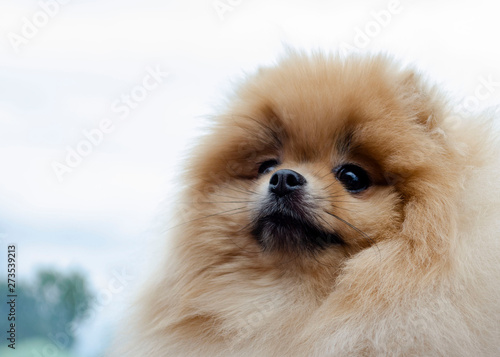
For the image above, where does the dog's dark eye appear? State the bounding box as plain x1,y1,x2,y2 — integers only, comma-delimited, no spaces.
258,159,279,175
335,164,371,193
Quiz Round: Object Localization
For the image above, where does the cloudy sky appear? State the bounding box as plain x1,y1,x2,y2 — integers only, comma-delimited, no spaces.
1,0,500,355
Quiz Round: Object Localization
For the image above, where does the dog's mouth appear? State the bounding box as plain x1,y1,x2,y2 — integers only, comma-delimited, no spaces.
249,168,344,253
251,211,344,253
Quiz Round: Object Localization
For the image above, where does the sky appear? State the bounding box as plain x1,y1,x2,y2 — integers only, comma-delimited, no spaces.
1,0,500,355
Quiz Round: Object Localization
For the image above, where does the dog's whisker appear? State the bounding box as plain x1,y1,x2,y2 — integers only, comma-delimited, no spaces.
320,181,338,191
197,179,255,196
211,192,247,200
328,205,357,213
312,165,334,179
323,210,370,241
181,200,256,204
313,195,353,203
168,206,249,230
223,183,259,196
323,210,381,258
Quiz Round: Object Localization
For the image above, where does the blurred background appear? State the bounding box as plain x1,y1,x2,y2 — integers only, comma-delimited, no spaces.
1,0,500,356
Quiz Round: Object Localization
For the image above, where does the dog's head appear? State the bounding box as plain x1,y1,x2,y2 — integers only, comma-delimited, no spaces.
179,54,459,272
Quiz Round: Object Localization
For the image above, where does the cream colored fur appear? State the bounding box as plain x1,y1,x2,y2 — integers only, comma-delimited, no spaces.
109,53,500,357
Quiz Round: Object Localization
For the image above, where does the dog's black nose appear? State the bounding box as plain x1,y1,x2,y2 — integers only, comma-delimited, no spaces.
269,169,306,197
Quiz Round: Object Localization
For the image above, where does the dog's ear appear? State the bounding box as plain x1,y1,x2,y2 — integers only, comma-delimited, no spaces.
396,69,444,131
392,71,458,260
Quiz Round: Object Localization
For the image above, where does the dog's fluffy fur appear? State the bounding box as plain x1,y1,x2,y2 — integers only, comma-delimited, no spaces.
111,53,500,356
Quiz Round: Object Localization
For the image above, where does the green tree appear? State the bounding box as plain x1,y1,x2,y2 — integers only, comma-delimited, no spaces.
1,268,94,348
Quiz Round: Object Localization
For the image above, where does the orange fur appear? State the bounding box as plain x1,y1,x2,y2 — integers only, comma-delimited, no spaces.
110,53,500,356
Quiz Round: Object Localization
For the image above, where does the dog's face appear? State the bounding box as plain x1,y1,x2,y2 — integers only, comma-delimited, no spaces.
182,54,451,272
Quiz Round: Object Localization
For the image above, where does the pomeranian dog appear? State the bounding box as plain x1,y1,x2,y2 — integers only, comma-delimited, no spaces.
110,53,500,356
